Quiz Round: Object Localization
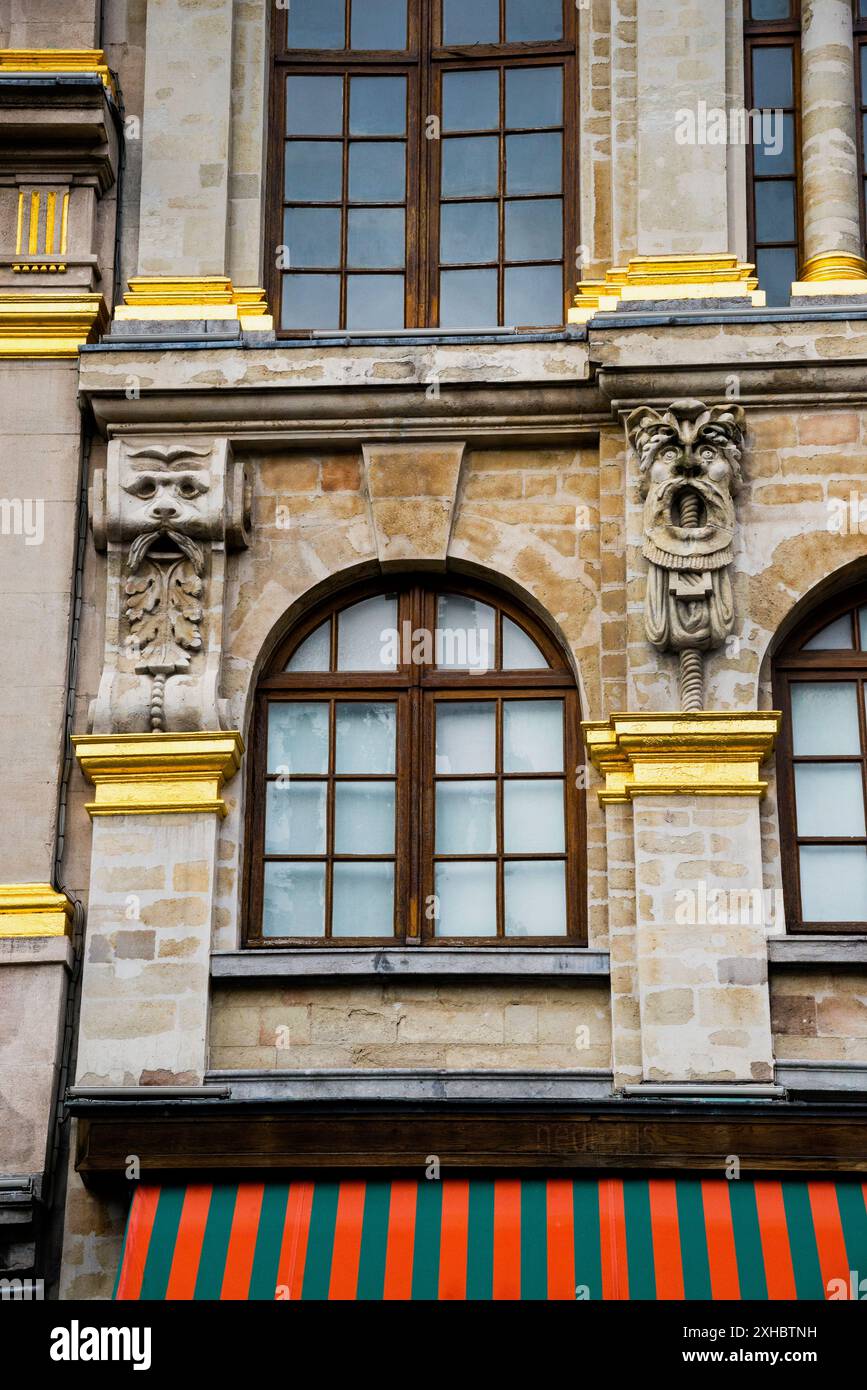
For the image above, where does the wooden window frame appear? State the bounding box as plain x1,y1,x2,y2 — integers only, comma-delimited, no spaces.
743,1,803,292
244,576,586,947
266,0,579,334
773,584,867,935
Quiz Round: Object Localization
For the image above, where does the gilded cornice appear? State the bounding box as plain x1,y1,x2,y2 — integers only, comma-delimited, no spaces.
0,883,74,937
0,291,108,357
72,731,245,818
0,48,118,101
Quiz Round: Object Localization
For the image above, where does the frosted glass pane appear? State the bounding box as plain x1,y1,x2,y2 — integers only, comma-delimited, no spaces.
505,861,567,936
802,614,854,650
265,782,327,854
791,683,860,755
502,617,548,669
332,862,394,936
799,846,867,922
504,780,565,853
334,782,395,853
337,595,398,670
795,765,866,838
504,699,564,772
263,862,326,937
436,781,496,854
335,702,396,772
436,702,496,773
435,861,497,936
435,594,495,671
267,702,329,773
286,620,331,671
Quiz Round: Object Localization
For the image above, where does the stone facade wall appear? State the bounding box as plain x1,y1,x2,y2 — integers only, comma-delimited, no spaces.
771,971,867,1063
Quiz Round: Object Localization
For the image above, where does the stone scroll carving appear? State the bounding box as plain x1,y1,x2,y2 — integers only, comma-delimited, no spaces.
626,399,746,711
89,439,250,733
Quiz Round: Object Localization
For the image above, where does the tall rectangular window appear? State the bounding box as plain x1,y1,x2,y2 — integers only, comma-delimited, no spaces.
744,1,802,307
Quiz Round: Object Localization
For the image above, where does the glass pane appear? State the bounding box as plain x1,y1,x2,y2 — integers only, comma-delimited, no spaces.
755,247,795,308
286,76,344,135
505,68,563,129
442,136,500,197
435,861,497,936
283,208,341,268
505,860,567,936
348,207,405,267
799,846,867,923
440,269,498,327
791,682,861,755
502,616,548,669
334,782,395,853
265,782,327,855
349,141,406,201
284,141,343,201
751,0,790,17
436,594,496,671
337,595,399,670
862,52,867,113
281,274,340,330
287,0,345,48
436,781,496,854
802,614,854,651
506,133,562,194
350,75,406,134
436,702,496,774
506,0,563,42
268,701,329,774
286,620,331,672
795,764,866,838
754,181,795,243
346,274,405,328
332,862,394,936
860,607,867,650
263,862,325,937
504,699,564,772
440,202,499,265
351,0,407,49
505,198,562,261
442,70,500,132
754,113,794,174
443,0,499,44
752,46,793,107
335,701,397,773
504,780,565,853
505,265,563,326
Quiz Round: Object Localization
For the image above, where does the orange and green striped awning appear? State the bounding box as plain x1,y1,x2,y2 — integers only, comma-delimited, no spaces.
114,1176,867,1301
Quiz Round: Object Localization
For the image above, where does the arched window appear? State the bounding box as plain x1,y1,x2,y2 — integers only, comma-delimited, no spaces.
245,579,584,946
774,587,867,932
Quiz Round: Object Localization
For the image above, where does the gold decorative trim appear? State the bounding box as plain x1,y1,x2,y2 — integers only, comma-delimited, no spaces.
114,278,273,330
73,731,245,818
0,48,117,101
569,254,765,322
0,884,73,938
0,291,108,357
797,252,867,284
582,711,782,805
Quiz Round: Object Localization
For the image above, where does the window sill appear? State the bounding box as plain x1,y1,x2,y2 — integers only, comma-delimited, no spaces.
768,935,867,967
211,946,610,981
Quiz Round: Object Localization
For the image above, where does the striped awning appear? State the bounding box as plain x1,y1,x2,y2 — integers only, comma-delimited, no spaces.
115,1176,867,1301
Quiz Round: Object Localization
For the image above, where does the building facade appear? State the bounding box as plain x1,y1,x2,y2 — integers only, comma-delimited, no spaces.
1,0,867,1301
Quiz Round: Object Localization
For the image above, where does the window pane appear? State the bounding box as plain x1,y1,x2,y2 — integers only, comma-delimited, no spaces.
860,607,867,650
504,699,564,772
505,67,563,129
263,862,326,937
268,701,329,774
286,76,344,135
441,136,500,197
504,780,565,853
506,133,562,194
281,274,340,329
502,616,548,669
346,274,405,328
436,595,496,670
791,683,861,755
506,0,563,42
752,46,793,108
337,595,398,670
287,0,345,48
284,141,343,201
505,265,563,326
754,113,794,174
350,75,406,134
505,198,562,261
505,861,567,936
440,268,498,326
335,702,397,773
332,862,395,936
348,207,405,267
795,765,866,838
283,208,341,268
435,861,497,936
436,702,496,774
265,782,327,855
802,614,854,651
754,181,796,243
436,781,497,854
349,141,406,201
351,0,407,49
442,70,500,132
755,247,795,308
862,52,867,112
799,846,867,922
286,620,331,672
334,782,396,853
443,0,499,44
751,0,790,17
440,202,499,265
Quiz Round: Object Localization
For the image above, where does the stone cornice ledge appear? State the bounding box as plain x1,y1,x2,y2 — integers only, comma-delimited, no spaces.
205,1069,615,1104
582,711,782,805
72,731,244,817
212,946,610,980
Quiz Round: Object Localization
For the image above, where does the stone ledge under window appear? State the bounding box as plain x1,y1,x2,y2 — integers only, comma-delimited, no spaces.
204,1068,615,1104
775,1061,867,1095
211,947,610,981
768,936,867,967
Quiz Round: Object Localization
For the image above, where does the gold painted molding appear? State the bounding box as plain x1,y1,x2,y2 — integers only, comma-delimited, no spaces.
582,711,782,805
791,252,867,297
0,884,73,938
0,48,117,101
72,731,245,818
114,278,273,330
569,254,765,322
0,291,108,358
